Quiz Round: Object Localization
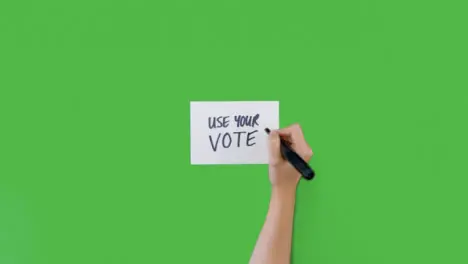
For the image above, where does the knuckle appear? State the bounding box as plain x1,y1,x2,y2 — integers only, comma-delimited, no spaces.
304,148,313,159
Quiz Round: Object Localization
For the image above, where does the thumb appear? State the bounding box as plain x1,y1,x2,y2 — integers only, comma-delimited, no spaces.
268,130,282,165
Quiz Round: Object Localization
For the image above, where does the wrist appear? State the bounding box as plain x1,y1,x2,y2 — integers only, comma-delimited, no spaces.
271,184,297,198
270,184,297,213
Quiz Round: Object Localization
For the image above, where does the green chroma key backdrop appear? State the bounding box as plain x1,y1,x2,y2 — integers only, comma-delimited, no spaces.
0,0,467,263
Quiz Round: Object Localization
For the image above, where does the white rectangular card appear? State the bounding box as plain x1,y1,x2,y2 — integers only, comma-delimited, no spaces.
190,101,279,165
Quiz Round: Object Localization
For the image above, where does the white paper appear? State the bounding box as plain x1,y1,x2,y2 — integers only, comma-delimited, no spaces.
190,101,279,165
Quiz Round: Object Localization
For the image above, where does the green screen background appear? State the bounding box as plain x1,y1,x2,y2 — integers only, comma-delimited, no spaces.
1,0,467,263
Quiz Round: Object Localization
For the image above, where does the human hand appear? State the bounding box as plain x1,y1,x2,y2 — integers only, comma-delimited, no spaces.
267,123,313,189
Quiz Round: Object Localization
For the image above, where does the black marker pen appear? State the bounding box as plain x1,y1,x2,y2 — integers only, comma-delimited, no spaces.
265,128,315,180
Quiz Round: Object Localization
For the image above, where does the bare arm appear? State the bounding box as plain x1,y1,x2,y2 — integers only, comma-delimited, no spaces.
249,185,297,264
249,124,313,264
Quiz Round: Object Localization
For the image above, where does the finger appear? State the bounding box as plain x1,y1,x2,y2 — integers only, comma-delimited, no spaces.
277,123,304,139
277,124,304,148
268,130,282,165
278,123,313,160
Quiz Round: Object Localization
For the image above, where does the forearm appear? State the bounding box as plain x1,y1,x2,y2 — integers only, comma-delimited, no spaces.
249,185,297,264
